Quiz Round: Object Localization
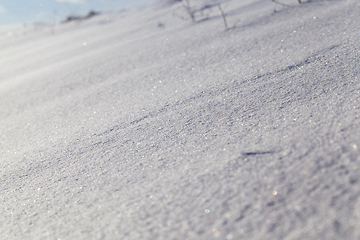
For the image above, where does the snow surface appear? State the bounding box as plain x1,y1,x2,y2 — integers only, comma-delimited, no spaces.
1,0,360,239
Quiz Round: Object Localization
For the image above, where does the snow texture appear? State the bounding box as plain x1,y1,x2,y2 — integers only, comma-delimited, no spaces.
1,0,360,239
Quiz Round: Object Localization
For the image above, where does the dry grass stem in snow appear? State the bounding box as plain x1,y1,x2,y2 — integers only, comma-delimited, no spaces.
182,0,196,22
218,4,228,30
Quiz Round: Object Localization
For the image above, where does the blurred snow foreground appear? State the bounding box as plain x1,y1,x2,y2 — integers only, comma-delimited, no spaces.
1,0,360,239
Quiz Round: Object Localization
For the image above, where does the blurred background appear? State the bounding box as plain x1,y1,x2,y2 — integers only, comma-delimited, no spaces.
0,0,157,34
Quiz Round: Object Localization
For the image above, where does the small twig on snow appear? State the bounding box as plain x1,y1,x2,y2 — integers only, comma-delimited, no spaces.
271,0,291,7
182,0,196,22
218,4,228,30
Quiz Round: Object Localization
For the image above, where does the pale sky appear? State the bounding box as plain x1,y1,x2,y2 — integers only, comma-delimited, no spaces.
0,0,156,25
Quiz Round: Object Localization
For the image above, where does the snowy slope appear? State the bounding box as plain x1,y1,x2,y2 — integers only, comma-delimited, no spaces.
1,0,360,239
